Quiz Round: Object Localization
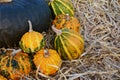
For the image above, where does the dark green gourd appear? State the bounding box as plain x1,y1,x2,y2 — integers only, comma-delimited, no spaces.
0,0,51,47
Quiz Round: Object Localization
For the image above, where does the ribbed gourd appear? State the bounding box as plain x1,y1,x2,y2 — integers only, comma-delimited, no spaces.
0,50,31,80
53,14,80,32
49,0,74,16
33,49,62,75
52,25,84,60
19,21,44,53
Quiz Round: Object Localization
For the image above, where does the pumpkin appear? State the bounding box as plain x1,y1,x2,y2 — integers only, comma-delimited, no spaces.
53,14,80,32
33,49,62,75
0,50,31,80
19,21,44,53
0,0,51,47
49,0,74,17
0,75,7,80
52,25,84,60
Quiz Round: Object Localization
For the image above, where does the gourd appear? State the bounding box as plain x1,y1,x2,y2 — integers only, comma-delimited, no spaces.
33,49,62,75
0,50,31,80
52,25,84,60
53,14,80,32
19,21,44,53
0,75,7,80
49,0,74,17
0,0,51,47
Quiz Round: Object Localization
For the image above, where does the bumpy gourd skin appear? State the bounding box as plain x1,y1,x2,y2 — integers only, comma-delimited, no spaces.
0,51,31,80
53,14,80,32
0,0,51,47
0,75,7,80
19,31,44,53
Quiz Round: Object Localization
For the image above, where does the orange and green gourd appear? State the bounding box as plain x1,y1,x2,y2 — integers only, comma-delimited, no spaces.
52,25,84,60
53,14,80,32
49,0,74,16
33,49,62,75
19,20,44,53
0,75,7,80
0,50,31,80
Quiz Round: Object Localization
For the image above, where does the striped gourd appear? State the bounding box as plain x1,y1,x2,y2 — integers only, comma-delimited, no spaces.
19,20,44,53
52,25,84,60
49,0,74,16
0,50,31,80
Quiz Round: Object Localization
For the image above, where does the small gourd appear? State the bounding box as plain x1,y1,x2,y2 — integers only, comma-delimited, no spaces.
0,50,31,80
52,25,84,60
33,49,62,75
49,0,74,16
53,14,80,32
19,20,44,53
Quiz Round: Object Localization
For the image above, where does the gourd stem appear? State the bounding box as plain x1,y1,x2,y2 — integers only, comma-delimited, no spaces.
11,49,22,56
28,20,33,32
52,25,62,35
50,0,54,2
66,14,70,21
44,49,50,58
0,0,12,3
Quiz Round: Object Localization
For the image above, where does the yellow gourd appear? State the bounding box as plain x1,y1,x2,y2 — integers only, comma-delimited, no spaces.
19,20,44,53
33,49,62,75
